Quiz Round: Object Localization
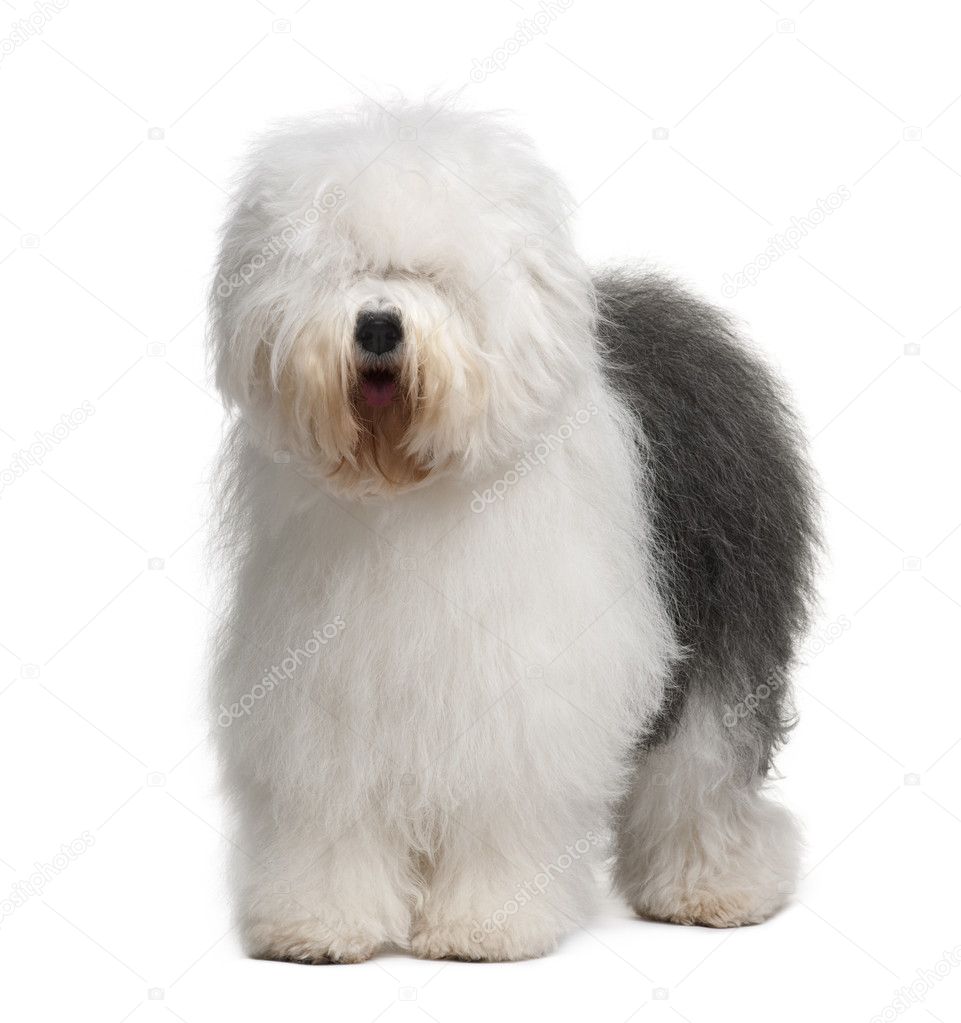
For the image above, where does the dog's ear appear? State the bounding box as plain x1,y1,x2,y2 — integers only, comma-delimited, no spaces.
209,193,277,410
208,185,331,413
468,226,596,459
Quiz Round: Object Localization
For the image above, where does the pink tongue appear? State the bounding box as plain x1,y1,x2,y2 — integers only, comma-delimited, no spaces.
361,375,397,408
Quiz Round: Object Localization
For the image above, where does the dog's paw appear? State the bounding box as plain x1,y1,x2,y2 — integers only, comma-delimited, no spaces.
247,920,381,964
410,919,559,962
632,884,785,928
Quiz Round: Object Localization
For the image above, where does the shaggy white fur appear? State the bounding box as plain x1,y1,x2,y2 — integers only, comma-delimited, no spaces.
208,100,800,963
614,691,801,928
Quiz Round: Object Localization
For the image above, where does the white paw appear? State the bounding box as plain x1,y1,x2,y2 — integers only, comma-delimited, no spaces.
632,881,788,928
411,918,561,962
247,919,382,964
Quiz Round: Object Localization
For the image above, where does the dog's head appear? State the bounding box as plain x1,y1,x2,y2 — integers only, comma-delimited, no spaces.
210,102,595,496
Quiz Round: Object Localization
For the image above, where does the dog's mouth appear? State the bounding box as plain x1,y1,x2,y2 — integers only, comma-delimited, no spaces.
359,368,399,408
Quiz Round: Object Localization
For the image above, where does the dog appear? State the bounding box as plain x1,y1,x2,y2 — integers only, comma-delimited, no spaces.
208,100,818,963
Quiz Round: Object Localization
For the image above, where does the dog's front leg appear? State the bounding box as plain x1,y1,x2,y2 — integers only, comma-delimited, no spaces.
411,797,600,962
234,788,412,964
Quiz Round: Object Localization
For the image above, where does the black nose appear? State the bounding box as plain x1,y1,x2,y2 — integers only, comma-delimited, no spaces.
355,311,402,356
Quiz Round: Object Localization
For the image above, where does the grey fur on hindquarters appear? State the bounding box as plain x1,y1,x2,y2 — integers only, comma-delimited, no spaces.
597,269,818,768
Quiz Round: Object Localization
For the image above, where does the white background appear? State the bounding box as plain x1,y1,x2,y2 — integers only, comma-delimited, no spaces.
2,1,959,1021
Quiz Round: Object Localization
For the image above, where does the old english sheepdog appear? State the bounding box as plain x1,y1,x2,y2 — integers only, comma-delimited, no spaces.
208,101,818,963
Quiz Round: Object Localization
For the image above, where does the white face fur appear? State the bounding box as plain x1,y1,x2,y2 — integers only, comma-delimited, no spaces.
210,103,598,497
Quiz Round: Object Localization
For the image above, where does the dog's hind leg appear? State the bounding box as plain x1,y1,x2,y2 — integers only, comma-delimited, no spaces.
613,686,801,927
